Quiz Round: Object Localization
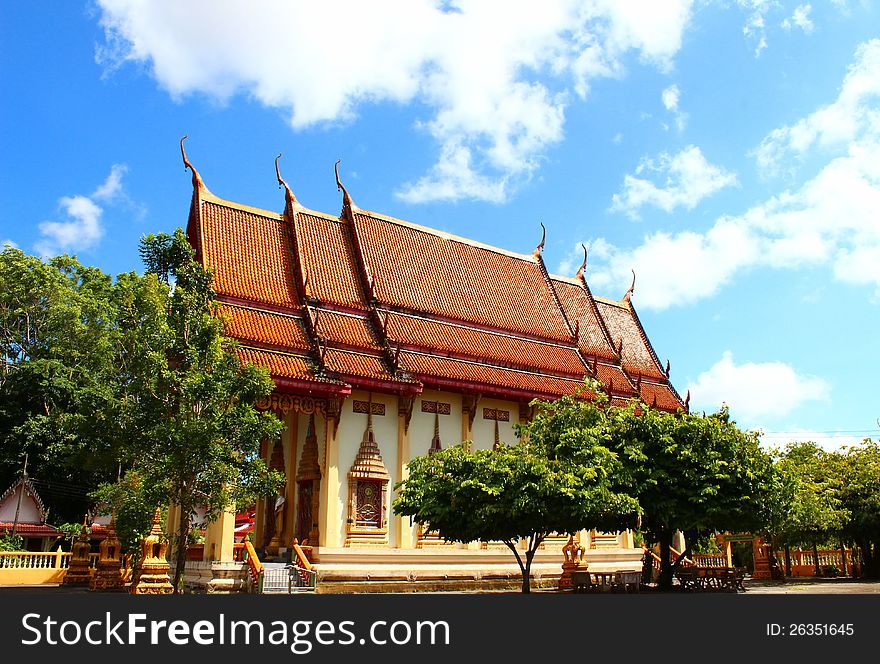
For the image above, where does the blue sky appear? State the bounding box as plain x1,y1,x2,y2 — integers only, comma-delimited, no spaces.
2,1,879,450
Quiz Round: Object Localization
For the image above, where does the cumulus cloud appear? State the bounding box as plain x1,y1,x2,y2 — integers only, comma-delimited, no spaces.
661,84,687,131
34,165,129,257
753,39,880,176
739,0,773,57
686,351,830,424
95,0,696,203
758,429,871,453
610,145,737,218
587,40,880,310
781,4,814,33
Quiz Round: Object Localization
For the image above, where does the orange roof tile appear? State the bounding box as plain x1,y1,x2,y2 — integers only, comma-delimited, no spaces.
551,278,618,359
384,311,586,376
314,309,379,350
295,212,366,310
353,212,572,341
217,302,310,351
595,362,637,397
198,197,300,310
322,348,400,383
639,381,684,412
595,299,666,380
399,351,590,399
236,346,323,384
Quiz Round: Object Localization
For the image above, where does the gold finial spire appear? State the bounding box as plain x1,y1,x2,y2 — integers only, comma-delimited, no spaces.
575,243,587,280
180,135,207,191
275,153,298,210
532,222,546,259
622,269,636,302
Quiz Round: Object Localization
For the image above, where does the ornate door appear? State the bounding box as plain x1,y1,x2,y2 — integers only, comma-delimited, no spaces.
296,481,312,544
355,480,382,528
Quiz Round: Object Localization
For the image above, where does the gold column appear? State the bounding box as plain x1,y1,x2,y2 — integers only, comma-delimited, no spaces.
203,506,236,562
395,397,414,549
253,438,270,548
318,400,343,548
283,410,299,545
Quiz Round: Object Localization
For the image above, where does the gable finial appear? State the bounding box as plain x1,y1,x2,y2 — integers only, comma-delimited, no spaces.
617,337,624,357
335,159,356,217
180,135,207,191
622,269,636,302
532,222,546,259
665,359,671,378
684,390,691,412
575,243,588,280
275,153,298,210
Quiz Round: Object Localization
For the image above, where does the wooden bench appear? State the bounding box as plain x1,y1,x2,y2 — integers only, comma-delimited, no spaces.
614,569,642,593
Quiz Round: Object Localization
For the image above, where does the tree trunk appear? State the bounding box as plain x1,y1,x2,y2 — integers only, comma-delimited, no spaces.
784,543,792,578
658,531,674,589
172,505,189,594
504,540,529,594
812,541,820,577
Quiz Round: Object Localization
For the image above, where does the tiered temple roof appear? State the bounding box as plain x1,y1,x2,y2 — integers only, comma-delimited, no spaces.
183,142,685,412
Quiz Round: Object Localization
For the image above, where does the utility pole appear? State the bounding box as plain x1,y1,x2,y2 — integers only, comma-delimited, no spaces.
10,453,28,538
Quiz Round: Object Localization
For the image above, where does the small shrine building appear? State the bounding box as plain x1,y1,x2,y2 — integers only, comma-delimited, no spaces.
175,141,686,584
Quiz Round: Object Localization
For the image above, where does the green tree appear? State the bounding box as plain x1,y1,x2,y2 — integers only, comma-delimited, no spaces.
832,441,880,578
394,388,639,593
123,229,284,592
606,404,778,588
770,442,847,575
0,247,121,521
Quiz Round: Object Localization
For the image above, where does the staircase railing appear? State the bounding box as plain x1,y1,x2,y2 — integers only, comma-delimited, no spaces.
242,539,264,593
291,539,316,588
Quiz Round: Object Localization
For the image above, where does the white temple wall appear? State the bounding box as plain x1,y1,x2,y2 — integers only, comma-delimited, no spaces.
408,390,463,457
471,397,519,450
0,487,42,523
335,390,398,547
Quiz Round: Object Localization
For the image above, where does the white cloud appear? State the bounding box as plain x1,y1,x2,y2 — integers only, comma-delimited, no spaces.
739,0,773,57
34,164,129,257
758,429,871,453
753,39,880,176
2,239,18,249
587,40,880,310
661,84,688,131
95,0,696,203
610,145,737,218
781,4,814,33
686,351,830,424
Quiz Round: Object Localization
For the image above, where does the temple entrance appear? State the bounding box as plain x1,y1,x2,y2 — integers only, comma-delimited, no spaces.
355,480,382,528
296,481,312,544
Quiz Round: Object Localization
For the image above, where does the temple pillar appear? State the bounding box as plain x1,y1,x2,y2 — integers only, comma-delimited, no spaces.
396,396,415,549
318,399,343,548
203,506,236,562
282,410,299,547
165,504,181,540
253,438,270,550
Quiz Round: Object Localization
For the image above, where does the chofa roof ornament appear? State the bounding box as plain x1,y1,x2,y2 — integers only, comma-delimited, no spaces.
575,243,587,281
275,153,299,210
180,135,208,192
622,269,635,303
335,159,357,218
532,222,546,259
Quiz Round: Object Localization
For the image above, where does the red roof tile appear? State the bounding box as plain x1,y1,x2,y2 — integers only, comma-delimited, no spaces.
0,522,60,537
595,299,666,380
399,351,590,399
639,381,684,412
295,213,367,310
322,348,399,383
384,311,586,376
198,197,301,309
354,212,572,340
595,362,637,397
236,346,324,384
552,278,618,359
217,302,310,351
314,309,380,350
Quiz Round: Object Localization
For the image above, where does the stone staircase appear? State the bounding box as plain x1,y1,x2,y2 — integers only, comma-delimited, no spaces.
259,562,317,594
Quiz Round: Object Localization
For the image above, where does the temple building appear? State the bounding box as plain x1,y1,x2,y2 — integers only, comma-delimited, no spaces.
177,140,686,589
